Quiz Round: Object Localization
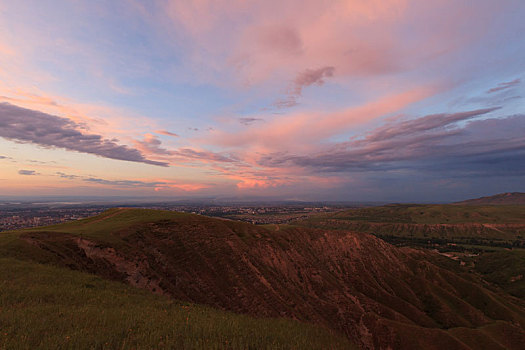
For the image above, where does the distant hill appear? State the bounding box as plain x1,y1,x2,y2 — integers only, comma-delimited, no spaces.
293,203,525,298
456,192,525,205
2,208,525,349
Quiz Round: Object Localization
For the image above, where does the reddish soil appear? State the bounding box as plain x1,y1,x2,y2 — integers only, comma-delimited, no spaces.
21,215,525,349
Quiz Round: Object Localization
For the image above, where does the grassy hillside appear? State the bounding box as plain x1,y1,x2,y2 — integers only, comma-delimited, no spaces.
295,204,525,298
0,209,356,349
456,192,525,205
0,257,353,350
308,204,525,224
23,208,196,244
3,208,525,349
295,204,525,250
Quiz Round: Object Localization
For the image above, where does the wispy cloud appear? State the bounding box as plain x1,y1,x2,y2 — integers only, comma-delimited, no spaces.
18,169,38,176
135,133,172,156
275,66,335,108
83,177,163,187
155,130,179,137
211,87,434,149
56,172,81,180
55,172,208,192
239,117,263,125
360,107,500,142
0,103,168,167
135,133,239,164
486,78,520,93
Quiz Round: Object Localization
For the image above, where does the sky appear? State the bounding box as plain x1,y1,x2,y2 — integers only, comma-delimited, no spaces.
0,0,524,202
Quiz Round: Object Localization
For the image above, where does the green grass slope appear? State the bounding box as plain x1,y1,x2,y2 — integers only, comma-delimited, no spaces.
455,192,525,206
22,208,196,245
0,257,353,350
3,208,525,349
307,204,525,225
294,204,525,298
294,204,525,247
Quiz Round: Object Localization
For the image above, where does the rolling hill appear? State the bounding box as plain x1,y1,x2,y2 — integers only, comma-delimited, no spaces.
294,204,525,299
2,208,525,349
294,204,525,248
455,192,525,205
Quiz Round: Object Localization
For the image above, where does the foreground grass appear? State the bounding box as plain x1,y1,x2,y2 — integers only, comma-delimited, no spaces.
0,258,353,350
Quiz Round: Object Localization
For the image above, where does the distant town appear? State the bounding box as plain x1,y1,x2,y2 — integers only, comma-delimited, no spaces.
0,201,356,231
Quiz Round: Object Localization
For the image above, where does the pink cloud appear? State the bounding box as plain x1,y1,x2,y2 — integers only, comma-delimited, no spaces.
134,133,240,166
155,130,179,137
209,86,435,151
155,182,209,192
137,0,502,100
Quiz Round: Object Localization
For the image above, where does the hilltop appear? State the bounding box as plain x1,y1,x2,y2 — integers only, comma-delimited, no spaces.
455,192,525,205
2,208,525,349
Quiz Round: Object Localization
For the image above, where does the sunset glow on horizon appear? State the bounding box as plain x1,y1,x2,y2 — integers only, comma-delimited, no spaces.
0,0,524,201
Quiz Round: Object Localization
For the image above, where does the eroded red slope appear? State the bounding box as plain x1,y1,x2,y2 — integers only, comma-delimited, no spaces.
21,214,525,349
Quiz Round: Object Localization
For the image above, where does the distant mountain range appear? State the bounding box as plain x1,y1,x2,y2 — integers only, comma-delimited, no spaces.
455,192,525,205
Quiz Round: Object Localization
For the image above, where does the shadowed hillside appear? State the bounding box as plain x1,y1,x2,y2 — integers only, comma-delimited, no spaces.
294,204,525,298
3,208,525,349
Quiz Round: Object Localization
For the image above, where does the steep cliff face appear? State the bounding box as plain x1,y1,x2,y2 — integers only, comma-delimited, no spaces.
21,210,525,349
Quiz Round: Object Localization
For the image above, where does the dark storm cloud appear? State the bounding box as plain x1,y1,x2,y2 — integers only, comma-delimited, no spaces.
258,109,525,177
0,103,168,167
